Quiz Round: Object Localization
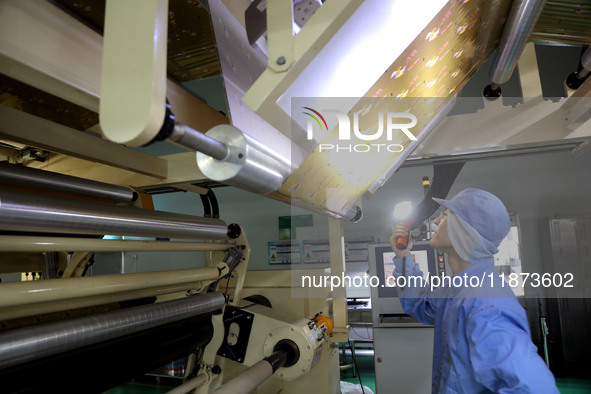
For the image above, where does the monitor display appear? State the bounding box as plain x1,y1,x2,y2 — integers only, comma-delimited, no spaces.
383,249,430,285
372,242,442,299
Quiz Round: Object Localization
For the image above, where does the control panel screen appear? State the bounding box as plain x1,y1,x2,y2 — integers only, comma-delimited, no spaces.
372,242,444,299
383,250,430,285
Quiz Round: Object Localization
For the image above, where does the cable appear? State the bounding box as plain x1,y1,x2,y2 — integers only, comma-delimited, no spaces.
221,249,243,304
348,339,365,394
414,162,465,226
208,246,245,305
400,255,407,292
223,274,231,304
200,193,212,218
350,324,372,341
81,254,95,277
207,189,220,219
541,317,550,367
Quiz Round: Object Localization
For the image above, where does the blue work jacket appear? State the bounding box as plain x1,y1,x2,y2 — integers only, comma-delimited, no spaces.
393,257,559,393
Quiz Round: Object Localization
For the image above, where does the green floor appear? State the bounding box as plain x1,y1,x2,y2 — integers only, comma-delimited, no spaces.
105,374,378,394
342,373,591,394
103,376,178,394
104,371,590,393
556,378,591,394
341,365,591,394
104,382,171,394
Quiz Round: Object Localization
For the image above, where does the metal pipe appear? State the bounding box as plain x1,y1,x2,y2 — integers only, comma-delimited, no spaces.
170,124,229,160
0,188,228,240
0,162,137,202
212,351,288,394
489,0,547,85
0,236,233,252
0,267,220,310
167,373,208,394
0,292,225,370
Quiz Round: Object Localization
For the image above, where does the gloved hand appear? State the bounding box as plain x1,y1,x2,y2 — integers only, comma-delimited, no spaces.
390,223,413,258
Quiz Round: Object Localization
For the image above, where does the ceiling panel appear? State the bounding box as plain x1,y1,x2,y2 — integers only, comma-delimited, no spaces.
52,0,221,82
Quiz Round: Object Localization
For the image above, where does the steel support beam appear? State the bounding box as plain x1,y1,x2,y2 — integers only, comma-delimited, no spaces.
0,105,168,179
0,0,228,133
328,217,348,342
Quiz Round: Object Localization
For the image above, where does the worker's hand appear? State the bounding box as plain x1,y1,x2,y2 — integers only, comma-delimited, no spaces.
390,223,412,258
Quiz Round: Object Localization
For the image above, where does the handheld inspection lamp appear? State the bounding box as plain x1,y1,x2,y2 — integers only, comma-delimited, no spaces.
393,201,417,250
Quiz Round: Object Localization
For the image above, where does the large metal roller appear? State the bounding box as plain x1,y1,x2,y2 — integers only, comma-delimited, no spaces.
1,314,215,394
151,104,295,195
0,291,225,370
489,0,547,86
0,162,137,202
0,235,233,252
0,188,228,239
197,124,293,195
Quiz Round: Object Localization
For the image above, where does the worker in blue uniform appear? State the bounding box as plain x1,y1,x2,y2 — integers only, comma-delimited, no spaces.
390,188,559,393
